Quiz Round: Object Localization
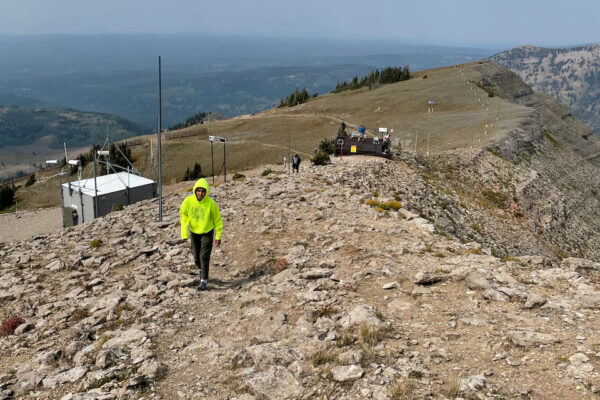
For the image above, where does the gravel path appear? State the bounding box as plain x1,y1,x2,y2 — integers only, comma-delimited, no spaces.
0,207,61,243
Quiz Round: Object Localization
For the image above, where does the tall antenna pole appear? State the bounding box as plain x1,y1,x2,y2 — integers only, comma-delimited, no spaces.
157,56,163,222
288,131,291,176
93,155,98,218
64,143,72,194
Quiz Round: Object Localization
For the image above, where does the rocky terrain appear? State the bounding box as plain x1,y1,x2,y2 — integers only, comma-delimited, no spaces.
492,44,600,133
1,156,600,400
404,61,600,262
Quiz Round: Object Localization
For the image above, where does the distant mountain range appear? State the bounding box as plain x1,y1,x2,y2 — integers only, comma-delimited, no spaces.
492,44,600,133
0,34,494,128
0,104,149,148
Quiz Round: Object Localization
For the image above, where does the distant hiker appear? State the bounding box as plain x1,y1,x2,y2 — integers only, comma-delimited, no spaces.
180,178,223,291
292,154,301,173
359,124,366,139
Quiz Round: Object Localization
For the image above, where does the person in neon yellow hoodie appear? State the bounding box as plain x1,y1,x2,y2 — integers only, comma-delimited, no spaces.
180,178,223,291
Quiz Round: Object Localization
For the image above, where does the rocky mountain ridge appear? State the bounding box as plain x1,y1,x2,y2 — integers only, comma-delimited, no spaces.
491,44,600,133
3,60,600,400
406,61,600,261
1,157,599,400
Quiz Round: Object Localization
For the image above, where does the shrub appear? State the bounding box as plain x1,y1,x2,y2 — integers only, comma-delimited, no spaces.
90,239,101,248
364,199,381,207
482,189,509,209
1,315,25,336
317,304,339,318
183,162,204,181
25,173,36,187
422,74,428,79
389,379,414,399
261,168,272,176
271,258,288,274
318,138,336,155
233,173,246,181
358,323,385,346
543,131,558,144
0,183,16,210
310,349,335,366
335,330,355,347
382,200,402,210
112,203,123,211
311,150,330,166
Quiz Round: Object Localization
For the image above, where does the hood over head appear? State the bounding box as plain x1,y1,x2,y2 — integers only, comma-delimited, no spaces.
193,178,210,201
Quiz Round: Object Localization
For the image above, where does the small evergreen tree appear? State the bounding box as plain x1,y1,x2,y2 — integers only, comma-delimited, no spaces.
183,162,203,181
333,65,410,93
311,150,331,166
25,173,36,187
318,138,336,155
338,122,347,137
0,183,16,210
278,88,317,107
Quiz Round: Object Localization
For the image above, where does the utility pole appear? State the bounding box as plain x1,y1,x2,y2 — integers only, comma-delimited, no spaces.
288,131,291,176
211,140,214,183
157,56,163,222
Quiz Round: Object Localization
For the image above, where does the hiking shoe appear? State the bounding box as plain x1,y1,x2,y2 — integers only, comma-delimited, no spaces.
197,280,207,291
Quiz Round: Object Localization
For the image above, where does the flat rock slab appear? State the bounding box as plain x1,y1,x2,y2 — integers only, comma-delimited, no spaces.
243,365,303,400
300,268,332,280
331,365,364,382
413,271,444,285
338,305,382,328
465,273,491,291
509,330,560,347
102,328,147,349
42,366,88,389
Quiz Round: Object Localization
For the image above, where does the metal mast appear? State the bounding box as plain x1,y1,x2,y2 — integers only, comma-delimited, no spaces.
157,56,163,222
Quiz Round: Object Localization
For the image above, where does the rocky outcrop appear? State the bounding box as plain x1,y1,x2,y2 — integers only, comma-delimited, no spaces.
492,44,600,134
1,157,600,399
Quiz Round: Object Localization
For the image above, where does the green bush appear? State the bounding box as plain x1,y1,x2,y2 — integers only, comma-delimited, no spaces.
543,131,558,144
261,168,272,176
183,162,203,181
318,138,336,155
25,173,36,187
233,173,246,181
0,184,16,210
311,150,331,166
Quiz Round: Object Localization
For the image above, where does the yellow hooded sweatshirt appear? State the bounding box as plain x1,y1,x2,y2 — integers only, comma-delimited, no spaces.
179,178,223,240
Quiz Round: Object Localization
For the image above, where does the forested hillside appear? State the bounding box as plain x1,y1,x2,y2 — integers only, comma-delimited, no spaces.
0,106,149,148
492,44,600,133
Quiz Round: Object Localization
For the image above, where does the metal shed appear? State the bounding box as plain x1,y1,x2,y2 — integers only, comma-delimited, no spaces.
61,172,156,227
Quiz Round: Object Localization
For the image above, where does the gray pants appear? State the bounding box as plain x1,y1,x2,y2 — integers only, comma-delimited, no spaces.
190,230,214,280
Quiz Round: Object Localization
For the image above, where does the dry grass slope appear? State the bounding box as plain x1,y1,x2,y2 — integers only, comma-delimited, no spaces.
11,60,529,211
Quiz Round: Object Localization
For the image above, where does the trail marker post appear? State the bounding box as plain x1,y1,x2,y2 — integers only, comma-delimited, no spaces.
209,136,227,183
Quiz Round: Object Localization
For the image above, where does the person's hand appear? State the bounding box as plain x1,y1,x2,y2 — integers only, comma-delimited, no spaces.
215,239,221,247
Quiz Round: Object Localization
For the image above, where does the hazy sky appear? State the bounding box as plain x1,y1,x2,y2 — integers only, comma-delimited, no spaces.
2,0,599,47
